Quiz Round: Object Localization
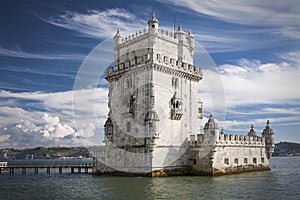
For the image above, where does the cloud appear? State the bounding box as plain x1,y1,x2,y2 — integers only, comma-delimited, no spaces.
0,46,85,60
160,0,300,27
159,0,300,53
278,26,300,39
198,53,300,141
217,58,300,106
0,87,108,148
42,8,146,38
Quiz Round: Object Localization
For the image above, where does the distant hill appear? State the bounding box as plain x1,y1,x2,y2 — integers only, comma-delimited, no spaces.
273,142,300,156
0,146,92,160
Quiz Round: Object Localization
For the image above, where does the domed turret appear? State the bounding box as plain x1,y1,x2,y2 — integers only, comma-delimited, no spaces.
148,12,159,29
145,110,159,122
262,120,274,135
203,114,220,144
204,114,219,130
113,30,122,46
262,120,275,159
248,124,257,137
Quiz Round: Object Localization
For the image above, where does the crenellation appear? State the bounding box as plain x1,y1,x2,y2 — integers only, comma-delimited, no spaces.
105,52,202,81
116,26,188,48
191,130,266,148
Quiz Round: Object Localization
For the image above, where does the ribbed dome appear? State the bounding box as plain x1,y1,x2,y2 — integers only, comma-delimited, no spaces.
262,120,274,135
148,12,159,25
104,117,112,126
204,114,218,129
248,124,257,137
145,110,159,121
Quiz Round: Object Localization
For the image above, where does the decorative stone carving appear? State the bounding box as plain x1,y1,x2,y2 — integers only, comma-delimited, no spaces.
170,92,183,120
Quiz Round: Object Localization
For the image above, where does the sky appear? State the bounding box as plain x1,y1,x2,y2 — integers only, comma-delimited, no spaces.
0,0,300,148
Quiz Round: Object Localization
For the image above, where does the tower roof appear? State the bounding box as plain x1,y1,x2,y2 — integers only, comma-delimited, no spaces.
204,114,218,129
262,120,275,135
145,110,159,121
248,124,257,137
114,30,121,38
148,12,159,25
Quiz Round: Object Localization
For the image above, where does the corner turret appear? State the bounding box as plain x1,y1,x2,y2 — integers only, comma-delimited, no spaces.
113,30,123,65
247,124,257,137
148,12,159,30
262,120,275,159
203,114,220,144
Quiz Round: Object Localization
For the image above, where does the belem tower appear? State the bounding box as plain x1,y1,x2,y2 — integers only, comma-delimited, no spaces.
90,14,275,176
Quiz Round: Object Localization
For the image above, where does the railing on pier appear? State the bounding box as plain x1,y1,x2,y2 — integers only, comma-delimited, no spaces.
0,159,93,174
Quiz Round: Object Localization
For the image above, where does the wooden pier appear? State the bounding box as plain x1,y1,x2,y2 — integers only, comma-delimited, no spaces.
0,159,93,174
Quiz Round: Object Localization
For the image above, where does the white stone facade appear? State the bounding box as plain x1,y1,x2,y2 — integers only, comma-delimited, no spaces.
92,15,275,176
189,115,275,175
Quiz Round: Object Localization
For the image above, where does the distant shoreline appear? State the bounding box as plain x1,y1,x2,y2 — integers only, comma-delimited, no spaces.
1,141,299,160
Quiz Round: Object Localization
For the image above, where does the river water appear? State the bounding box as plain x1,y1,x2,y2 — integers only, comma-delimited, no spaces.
0,157,299,200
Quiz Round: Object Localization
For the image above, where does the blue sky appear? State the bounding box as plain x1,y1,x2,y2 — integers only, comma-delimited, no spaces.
0,0,300,148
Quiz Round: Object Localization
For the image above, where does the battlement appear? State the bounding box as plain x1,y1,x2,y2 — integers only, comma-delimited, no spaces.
105,53,202,81
117,28,149,47
115,27,193,48
190,133,265,147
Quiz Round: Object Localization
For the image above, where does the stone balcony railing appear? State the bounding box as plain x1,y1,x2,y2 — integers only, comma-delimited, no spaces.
105,53,202,81
190,133,265,147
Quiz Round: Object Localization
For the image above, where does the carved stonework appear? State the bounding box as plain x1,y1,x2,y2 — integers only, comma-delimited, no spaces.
170,92,183,120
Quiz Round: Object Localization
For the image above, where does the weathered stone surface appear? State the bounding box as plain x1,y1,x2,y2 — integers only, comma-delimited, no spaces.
92,15,275,177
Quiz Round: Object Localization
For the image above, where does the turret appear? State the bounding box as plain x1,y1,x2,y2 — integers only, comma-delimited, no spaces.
113,30,122,65
114,30,122,45
203,114,220,144
148,12,159,31
187,29,195,58
262,120,275,159
247,124,257,137
104,116,113,144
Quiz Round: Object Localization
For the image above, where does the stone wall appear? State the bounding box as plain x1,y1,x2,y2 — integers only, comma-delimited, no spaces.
190,132,270,175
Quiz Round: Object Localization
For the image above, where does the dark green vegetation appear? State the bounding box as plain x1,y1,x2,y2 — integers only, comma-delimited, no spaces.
273,142,300,156
0,146,92,160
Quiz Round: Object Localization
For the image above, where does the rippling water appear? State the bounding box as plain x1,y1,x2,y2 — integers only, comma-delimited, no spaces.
0,157,299,200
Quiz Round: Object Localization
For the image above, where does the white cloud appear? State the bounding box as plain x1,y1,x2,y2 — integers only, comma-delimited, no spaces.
217,59,300,106
43,8,146,38
199,54,300,139
160,0,300,52
0,46,84,60
278,26,300,39
0,87,109,148
160,0,300,27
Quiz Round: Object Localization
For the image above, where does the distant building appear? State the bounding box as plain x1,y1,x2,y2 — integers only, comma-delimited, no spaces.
91,15,275,176
25,154,34,160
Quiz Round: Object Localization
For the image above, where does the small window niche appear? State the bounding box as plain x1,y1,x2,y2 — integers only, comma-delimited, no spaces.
253,157,257,164
234,158,238,164
224,158,229,165
170,92,183,120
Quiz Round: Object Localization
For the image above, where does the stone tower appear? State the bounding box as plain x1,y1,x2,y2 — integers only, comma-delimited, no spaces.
262,120,275,159
103,14,203,174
